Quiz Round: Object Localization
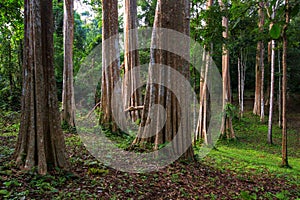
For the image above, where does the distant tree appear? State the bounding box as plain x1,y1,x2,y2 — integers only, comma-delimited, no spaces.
238,48,248,118
218,0,235,139
14,0,69,175
62,0,76,128
196,0,214,145
266,0,280,145
253,1,265,123
0,0,23,110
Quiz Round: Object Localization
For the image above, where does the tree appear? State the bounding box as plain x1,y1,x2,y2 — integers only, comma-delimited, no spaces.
278,48,282,128
137,0,157,27
281,0,289,167
253,1,265,120
100,0,120,131
62,0,76,128
123,0,141,122
259,1,265,123
267,0,280,145
238,48,248,118
133,0,194,159
0,0,23,110
196,0,214,145
14,0,69,175
219,0,235,139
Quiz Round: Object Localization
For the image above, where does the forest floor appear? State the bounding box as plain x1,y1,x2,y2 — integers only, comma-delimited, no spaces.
0,96,299,199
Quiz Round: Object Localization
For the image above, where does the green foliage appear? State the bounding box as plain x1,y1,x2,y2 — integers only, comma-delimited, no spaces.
137,0,157,27
88,168,109,175
0,0,23,111
274,190,291,200
240,190,257,200
224,103,238,119
62,120,77,134
270,24,282,39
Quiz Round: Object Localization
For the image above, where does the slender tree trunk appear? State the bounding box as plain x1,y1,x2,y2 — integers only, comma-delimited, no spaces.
253,41,261,115
123,0,141,122
259,1,265,122
238,49,246,119
219,0,235,139
62,0,75,128
268,40,275,144
265,41,271,106
238,55,241,118
14,0,69,175
196,0,213,145
268,5,276,144
281,0,289,167
278,49,282,128
100,0,120,132
241,48,247,118
254,2,265,116
203,46,212,145
196,50,206,141
260,41,265,122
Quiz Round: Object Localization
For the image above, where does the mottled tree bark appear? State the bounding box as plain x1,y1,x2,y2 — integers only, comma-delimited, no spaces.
14,0,69,175
268,4,277,145
219,0,235,139
123,0,141,122
100,0,120,132
196,0,213,145
281,0,289,167
278,49,282,128
253,41,262,115
253,1,265,121
238,49,247,118
268,40,275,144
133,0,194,159
62,0,75,128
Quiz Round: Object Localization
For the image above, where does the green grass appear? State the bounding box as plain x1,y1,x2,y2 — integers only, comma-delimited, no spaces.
1,110,299,199
202,112,300,186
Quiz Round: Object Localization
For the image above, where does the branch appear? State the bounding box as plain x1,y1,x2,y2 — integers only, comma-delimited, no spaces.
125,106,144,112
86,101,101,118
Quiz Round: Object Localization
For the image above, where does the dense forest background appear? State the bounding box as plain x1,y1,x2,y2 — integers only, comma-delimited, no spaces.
0,0,299,199
1,0,299,110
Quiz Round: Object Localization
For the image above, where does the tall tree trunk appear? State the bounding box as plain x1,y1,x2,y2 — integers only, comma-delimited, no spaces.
238,56,241,117
196,0,213,145
14,0,69,175
239,48,247,118
100,0,120,132
260,41,265,122
219,0,235,139
238,49,247,119
265,41,271,106
278,49,282,128
259,1,265,122
134,0,194,159
253,41,261,115
123,0,141,122
268,39,275,144
267,5,276,145
253,1,265,117
281,0,289,167
62,0,75,128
